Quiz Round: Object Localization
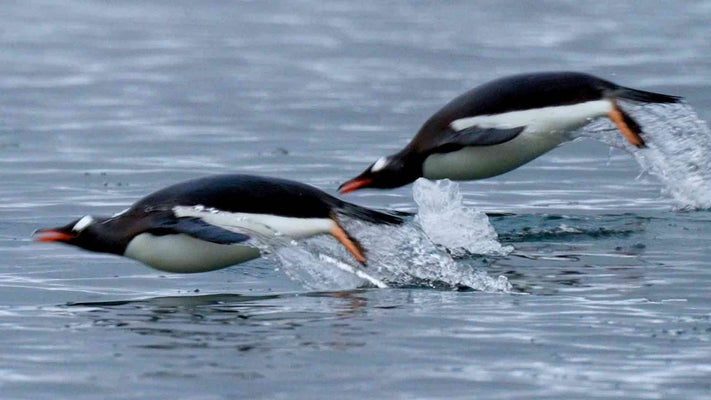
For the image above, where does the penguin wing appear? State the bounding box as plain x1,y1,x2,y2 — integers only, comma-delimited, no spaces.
145,214,251,245
429,125,525,153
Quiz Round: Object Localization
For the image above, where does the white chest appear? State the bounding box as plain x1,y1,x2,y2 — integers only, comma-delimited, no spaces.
124,233,261,273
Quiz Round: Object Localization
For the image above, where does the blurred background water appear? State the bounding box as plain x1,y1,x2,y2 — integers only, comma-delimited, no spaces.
1,1,711,399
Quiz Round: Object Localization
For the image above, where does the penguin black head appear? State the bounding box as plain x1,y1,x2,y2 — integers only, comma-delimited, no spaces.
33,215,124,255
339,152,422,193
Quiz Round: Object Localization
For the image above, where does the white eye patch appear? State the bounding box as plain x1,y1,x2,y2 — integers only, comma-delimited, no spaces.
371,157,389,172
72,215,95,232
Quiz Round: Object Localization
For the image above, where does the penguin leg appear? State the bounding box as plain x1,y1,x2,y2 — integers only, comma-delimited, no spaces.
329,222,367,264
607,100,646,148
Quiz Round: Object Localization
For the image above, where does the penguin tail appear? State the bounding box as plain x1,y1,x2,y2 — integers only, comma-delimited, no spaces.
335,202,407,225
613,86,682,104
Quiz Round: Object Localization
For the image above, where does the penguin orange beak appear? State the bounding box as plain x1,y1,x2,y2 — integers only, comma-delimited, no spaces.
338,177,373,194
32,229,73,242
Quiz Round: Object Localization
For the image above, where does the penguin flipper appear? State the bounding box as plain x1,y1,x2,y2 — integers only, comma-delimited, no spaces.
148,217,251,245
432,126,525,153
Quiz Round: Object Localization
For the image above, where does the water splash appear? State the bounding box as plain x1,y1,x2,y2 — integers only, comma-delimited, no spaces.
268,224,510,292
580,102,711,210
260,180,512,292
413,178,513,256
268,242,367,290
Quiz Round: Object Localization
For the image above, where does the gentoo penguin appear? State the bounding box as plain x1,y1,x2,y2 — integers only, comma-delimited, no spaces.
339,71,681,193
33,174,404,272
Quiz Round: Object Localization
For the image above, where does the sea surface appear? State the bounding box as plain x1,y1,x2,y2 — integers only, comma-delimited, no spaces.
1,1,711,399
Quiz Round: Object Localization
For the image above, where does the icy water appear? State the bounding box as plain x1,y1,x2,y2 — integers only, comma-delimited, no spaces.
2,1,711,399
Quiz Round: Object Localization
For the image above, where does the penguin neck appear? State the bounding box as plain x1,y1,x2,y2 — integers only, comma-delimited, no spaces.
75,217,135,256
389,148,426,187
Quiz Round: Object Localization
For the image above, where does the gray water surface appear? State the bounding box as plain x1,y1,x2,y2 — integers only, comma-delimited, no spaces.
2,1,711,399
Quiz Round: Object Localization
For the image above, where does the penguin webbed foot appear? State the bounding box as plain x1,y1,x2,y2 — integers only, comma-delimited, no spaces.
608,100,646,148
329,222,368,264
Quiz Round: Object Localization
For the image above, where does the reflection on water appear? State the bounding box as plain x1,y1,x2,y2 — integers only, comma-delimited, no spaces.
64,291,377,352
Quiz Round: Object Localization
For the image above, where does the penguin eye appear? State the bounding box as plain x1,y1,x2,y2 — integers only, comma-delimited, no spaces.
371,157,389,172
72,215,95,232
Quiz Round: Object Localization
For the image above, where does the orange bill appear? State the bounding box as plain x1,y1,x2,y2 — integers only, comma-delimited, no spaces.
338,178,372,194
33,229,73,242
330,223,367,263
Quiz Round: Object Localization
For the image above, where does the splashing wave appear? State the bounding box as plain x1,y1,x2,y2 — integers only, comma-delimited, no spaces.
260,179,511,292
580,102,711,210
413,178,513,256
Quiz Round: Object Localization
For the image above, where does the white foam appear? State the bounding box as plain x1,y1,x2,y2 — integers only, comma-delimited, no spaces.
318,254,388,288
341,219,511,291
580,102,711,210
246,179,513,291
413,178,513,256
269,242,366,291
262,215,511,292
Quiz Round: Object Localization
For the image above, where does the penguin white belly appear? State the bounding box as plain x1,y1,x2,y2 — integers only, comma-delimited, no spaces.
424,99,612,180
125,233,261,273
423,129,567,180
